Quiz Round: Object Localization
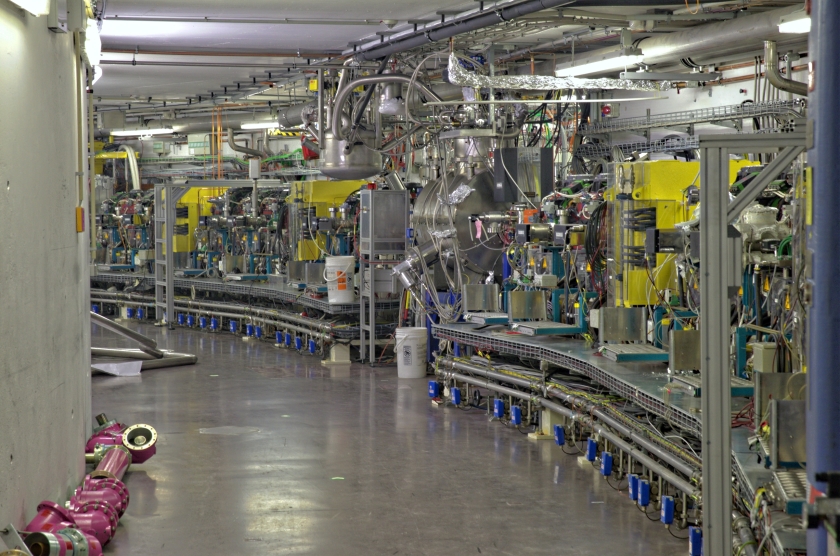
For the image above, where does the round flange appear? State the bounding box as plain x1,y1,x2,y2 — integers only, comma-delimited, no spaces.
58,528,89,556
122,424,158,451
24,532,61,556
35,500,76,526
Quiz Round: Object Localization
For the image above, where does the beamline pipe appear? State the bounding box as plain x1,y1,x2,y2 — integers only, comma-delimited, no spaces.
90,298,333,341
90,291,334,332
436,366,699,498
438,356,701,479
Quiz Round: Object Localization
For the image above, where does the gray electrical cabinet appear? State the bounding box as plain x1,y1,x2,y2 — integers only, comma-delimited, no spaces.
359,190,409,255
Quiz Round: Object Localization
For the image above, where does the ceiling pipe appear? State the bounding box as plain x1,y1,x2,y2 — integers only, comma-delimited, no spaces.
636,5,802,65
544,6,804,74
764,40,808,96
352,0,686,62
227,128,265,158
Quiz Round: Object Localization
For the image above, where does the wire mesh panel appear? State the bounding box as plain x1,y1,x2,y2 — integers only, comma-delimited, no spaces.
432,323,702,432
581,100,804,135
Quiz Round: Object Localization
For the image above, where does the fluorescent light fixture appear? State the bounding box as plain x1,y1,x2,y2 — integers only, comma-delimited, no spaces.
779,10,811,34
241,122,279,130
111,128,173,137
10,0,50,16
556,47,644,77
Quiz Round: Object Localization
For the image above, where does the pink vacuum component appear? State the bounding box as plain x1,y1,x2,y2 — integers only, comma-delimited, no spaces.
24,501,76,534
91,447,131,482
68,501,118,546
72,477,129,516
85,414,158,467
22,531,71,556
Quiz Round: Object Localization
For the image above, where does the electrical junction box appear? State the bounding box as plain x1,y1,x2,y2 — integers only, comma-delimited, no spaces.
187,134,211,156
751,342,778,373
533,274,558,288
153,141,170,155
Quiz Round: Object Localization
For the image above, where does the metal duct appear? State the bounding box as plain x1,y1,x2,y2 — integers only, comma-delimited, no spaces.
637,6,801,66
764,40,808,97
331,74,443,140
277,101,316,128
227,128,263,158
352,0,688,62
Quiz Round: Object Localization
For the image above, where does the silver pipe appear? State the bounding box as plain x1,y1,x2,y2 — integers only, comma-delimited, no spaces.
331,74,443,140
90,312,164,358
732,512,758,556
227,128,264,158
438,366,699,497
277,101,316,128
637,6,801,66
91,291,336,334
139,353,198,370
91,347,156,360
764,41,808,97
439,357,701,480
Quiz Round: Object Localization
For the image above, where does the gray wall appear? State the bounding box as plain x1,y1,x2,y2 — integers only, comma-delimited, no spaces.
0,5,91,529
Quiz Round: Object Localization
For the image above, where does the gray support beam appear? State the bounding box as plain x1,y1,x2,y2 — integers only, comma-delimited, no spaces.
727,145,804,222
699,141,733,556
808,0,838,553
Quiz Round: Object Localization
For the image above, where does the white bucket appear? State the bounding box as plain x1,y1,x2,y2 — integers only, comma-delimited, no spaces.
395,327,428,378
324,256,355,304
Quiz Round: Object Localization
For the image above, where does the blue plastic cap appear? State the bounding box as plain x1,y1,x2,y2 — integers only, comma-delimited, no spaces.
600,451,613,476
586,438,598,462
493,399,505,419
554,425,565,446
511,406,522,425
661,495,675,524
629,474,639,501
428,381,440,398
451,387,461,406
638,479,651,508
688,526,702,556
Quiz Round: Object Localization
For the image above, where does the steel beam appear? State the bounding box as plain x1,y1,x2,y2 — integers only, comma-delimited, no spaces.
699,141,733,556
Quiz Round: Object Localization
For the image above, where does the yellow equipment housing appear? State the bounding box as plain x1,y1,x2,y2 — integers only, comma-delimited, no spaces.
160,187,226,253
285,180,366,261
608,159,760,307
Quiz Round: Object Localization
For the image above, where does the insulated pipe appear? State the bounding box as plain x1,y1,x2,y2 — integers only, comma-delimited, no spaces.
637,6,801,66
437,367,699,497
732,512,758,556
277,101,316,129
764,41,808,97
441,357,701,479
331,75,442,140
808,1,838,554
89,292,335,334
227,128,264,158
118,145,140,190
90,312,164,358
352,0,682,62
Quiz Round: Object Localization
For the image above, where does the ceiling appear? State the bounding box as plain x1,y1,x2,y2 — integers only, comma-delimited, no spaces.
93,0,804,119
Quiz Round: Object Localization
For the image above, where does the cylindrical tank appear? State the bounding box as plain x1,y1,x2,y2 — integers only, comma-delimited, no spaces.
319,130,382,180
412,136,509,279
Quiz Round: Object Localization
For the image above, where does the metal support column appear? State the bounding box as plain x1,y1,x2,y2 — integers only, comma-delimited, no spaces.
699,141,733,556
317,68,325,147
699,131,806,556
154,184,187,328
809,1,838,554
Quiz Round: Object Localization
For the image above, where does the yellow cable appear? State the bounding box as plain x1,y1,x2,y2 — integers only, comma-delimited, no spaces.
685,0,701,15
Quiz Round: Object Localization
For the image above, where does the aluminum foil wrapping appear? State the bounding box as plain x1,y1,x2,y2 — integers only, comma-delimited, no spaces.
447,53,669,92
439,184,475,206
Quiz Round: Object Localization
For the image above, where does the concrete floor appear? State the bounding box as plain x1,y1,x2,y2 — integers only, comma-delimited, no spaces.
91,323,686,555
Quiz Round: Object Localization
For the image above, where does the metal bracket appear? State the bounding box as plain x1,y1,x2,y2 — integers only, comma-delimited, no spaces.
0,525,33,555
